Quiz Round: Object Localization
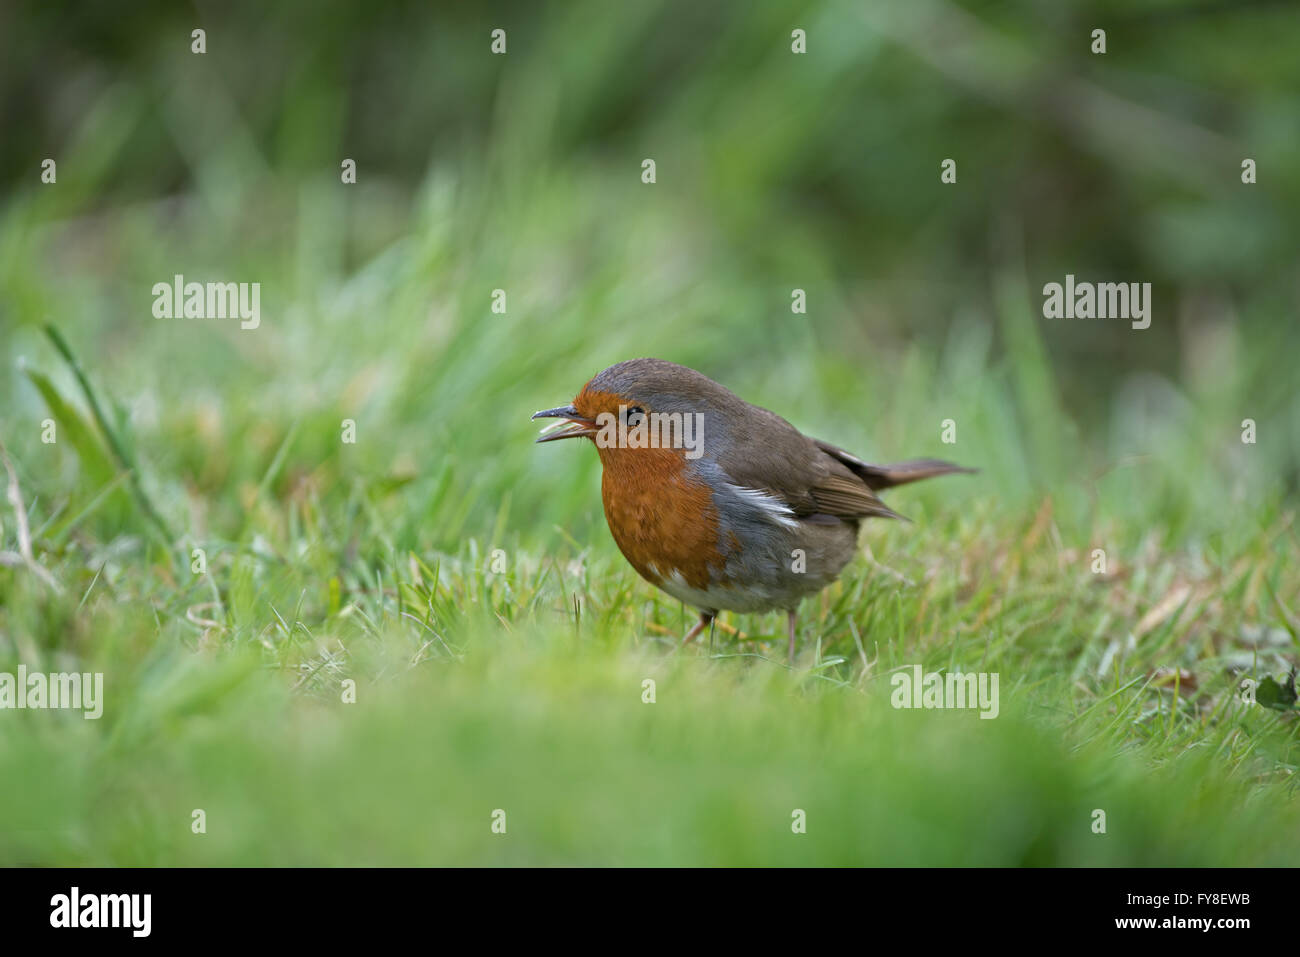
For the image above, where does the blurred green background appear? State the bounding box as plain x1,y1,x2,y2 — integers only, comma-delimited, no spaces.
3,0,1299,545
1,0,1299,865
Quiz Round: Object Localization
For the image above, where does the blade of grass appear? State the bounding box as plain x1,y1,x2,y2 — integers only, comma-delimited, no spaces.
42,322,177,548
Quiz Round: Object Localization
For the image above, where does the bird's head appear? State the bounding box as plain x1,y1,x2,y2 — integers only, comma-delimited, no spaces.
532,358,733,465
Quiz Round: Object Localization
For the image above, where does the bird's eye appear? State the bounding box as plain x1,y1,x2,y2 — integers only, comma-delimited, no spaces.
625,405,645,427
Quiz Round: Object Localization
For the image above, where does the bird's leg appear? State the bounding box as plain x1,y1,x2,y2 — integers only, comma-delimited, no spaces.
787,609,797,663
682,610,715,645
708,614,718,655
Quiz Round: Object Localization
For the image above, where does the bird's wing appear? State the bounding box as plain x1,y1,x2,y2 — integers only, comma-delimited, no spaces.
713,410,904,522
805,472,906,521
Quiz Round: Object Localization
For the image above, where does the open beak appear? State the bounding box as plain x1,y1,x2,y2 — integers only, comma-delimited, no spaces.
532,404,599,443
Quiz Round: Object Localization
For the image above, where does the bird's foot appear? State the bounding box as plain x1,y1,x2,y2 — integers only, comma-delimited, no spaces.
682,611,715,646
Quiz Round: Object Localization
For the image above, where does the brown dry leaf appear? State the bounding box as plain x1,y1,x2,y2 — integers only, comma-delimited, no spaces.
1135,584,1192,639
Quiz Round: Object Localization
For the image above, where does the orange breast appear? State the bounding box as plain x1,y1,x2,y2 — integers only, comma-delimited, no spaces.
598,446,723,590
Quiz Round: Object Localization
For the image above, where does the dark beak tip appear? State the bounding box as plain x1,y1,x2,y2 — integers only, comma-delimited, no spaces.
531,404,578,421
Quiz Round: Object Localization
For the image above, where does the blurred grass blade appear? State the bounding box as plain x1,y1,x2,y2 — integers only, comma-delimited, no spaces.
41,322,176,549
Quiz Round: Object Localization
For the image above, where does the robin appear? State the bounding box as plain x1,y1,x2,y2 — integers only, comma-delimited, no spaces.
533,358,973,660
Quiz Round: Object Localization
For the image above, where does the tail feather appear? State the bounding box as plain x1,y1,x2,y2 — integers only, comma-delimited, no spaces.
814,441,977,490
855,458,978,490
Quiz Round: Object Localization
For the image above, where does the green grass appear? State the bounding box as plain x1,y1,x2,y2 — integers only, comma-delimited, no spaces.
4,632,1300,866
2,0,1300,865
1,295,1298,864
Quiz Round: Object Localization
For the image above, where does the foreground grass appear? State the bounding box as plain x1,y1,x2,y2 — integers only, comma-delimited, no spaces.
3,618,1299,867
